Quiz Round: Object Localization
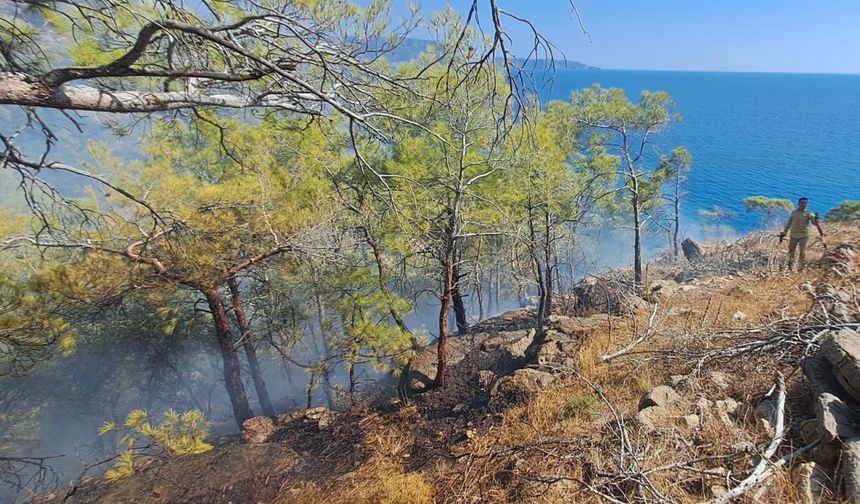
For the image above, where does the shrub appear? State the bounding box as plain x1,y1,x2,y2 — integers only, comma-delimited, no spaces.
563,395,598,418
825,201,860,223
99,409,213,481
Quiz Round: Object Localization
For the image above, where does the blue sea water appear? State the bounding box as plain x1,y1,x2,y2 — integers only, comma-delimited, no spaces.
542,70,860,233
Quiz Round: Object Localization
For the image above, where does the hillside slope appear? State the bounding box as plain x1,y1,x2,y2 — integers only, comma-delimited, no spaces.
40,225,860,504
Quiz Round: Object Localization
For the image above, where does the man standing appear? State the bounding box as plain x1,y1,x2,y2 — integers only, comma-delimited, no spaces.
780,197,825,272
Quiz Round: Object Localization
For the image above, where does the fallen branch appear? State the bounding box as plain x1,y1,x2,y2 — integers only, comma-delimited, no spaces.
707,372,787,504
600,302,659,362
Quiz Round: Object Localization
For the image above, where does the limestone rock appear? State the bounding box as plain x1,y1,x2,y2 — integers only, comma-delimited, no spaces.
803,355,848,399
499,330,535,371
842,438,860,503
636,405,671,430
638,385,681,411
403,331,497,392
567,277,647,317
489,368,555,407
681,414,700,430
546,314,605,336
476,370,497,390
793,461,830,504
714,398,740,426
480,329,531,351
242,416,277,444
648,279,679,300
819,329,860,403
275,406,334,431
755,399,777,424
800,419,819,444
814,392,858,443
709,371,731,390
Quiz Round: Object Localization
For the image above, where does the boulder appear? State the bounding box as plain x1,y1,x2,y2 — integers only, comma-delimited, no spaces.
489,369,555,407
566,277,647,317
638,385,681,410
403,331,497,392
815,285,857,322
242,416,277,444
681,414,701,430
793,462,829,504
648,279,679,301
499,330,535,371
275,406,334,431
819,329,860,403
814,392,858,443
636,405,671,430
681,238,704,263
480,330,531,351
843,438,860,503
755,399,777,424
708,371,731,390
546,314,605,336
476,370,497,390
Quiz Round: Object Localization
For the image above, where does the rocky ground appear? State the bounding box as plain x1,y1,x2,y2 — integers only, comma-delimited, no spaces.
35,225,860,503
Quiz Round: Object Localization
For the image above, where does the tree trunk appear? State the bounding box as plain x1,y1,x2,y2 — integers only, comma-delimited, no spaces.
203,288,254,428
313,291,336,409
475,238,485,322
348,361,357,403
452,260,469,334
528,202,547,322
543,208,554,318
673,196,681,260
227,278,275,417
365,230,416,344
632,191,643,287
435,250,455,387
495,261,502,313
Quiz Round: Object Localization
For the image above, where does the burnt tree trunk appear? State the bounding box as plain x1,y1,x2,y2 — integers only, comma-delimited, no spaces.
435,249,455,387
673,195,681,260
452,260,469,334
203,287,254,428
227,278,275,417
632,187,643,287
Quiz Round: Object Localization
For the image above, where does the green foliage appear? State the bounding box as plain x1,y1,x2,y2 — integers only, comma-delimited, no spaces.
562,394,598,418
333,268,421,371
698,205,737,223
825,201,860,223
99,408,213,481
742,195,793,229
0,266,76,376
742,196,793,213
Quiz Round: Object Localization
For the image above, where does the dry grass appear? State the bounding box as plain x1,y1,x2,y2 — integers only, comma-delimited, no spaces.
282,224,860,504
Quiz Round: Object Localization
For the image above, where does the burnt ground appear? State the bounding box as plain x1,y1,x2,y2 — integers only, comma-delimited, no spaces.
36,311,537,504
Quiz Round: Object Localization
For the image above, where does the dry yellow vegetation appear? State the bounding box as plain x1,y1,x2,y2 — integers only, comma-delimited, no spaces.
278,224,859,504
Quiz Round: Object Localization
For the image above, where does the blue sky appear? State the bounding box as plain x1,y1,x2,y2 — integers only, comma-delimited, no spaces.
386,0,860,74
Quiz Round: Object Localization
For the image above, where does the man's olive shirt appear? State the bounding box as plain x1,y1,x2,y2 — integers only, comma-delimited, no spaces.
784,209,818,238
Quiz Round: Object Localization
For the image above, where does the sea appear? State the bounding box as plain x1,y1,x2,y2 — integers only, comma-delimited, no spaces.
540,69,860,234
